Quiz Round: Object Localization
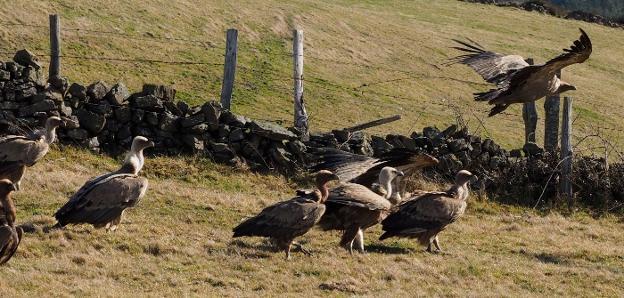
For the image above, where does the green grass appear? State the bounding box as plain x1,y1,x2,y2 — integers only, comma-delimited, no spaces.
1,0,624,149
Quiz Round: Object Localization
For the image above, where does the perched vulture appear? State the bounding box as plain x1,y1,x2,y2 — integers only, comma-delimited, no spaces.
233,170,339,260
318,167,404,254
0,179,21,265
54,136,154,231
311,147,439,197
449,29,592,116
0,116,63,190
379,170,477,253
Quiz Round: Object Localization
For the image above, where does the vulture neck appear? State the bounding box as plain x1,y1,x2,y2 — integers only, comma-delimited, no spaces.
0,195,16,226
316,181,330,204
448,183,469,200
43,125,58,144
118,146,145,175
382,178,393,201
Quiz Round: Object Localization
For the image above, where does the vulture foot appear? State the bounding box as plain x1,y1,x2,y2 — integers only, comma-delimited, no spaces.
292,242,312,256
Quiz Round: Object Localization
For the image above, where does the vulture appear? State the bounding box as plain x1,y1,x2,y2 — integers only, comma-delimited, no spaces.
379,170,477,253
233,170,340,260
449,28,592,116
318,166,405,254
0,179,21,265
53,136,154,231
311,147,439,200
0,116,63,190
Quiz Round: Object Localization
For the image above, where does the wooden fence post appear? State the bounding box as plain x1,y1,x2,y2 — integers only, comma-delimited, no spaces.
48,14,61,81
522,58,537,144
560,96,573,208
544,70,562,151
220,28,238,110
293,29,309,140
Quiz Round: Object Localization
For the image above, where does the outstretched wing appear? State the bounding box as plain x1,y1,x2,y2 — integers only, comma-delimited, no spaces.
536,28,592,76
311,148,437,187
54,174,148,226
448,38,529,85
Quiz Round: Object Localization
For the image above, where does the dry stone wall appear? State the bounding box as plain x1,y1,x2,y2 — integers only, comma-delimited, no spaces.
1,50,622,213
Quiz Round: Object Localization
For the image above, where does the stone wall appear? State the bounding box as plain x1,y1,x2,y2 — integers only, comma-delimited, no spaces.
1,50,622,213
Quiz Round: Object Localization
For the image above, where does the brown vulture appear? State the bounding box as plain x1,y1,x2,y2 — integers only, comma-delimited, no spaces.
318,167,404,254
379,170,477,253
449,29,592,116
311,147,439,200
54,136,154,231
0,116,63,190
0,179,21,265
233,170,340,260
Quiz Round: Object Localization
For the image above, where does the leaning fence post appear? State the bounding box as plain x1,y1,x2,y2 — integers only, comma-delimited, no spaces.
522,58,537,144
48,14,61,81
293,29,309,141
220,28,238,110
560,96,573,208
545,70,562,151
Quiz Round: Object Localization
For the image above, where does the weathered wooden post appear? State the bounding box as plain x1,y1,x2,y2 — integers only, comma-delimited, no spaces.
293,29,309,140
522,58,537,144
48,14,61,81
544,70,562,151
560,96,573,208
220,28,238,110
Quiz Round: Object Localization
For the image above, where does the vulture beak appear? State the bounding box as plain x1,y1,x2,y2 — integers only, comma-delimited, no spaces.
330,173,340,181
147,140,155,148
9,183,17,192
397,171,405,177
470,175,479,183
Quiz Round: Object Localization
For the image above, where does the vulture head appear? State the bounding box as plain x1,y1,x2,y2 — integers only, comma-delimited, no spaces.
44,116,63,144
122,136,155,175
455,170,478,186
556,81,576,94
0,179,16,197
378,167,404,202
412,153,440,168
314,170,340,203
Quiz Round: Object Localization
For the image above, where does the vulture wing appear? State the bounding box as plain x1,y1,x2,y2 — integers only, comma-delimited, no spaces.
233,196,325,239
0,135,48,166
0,225,22,265
0,161,25,183
328,183,392,211
379,191,466,240
448,38,529,85
54,174,149,226
537,29,592,75
311,148,435,187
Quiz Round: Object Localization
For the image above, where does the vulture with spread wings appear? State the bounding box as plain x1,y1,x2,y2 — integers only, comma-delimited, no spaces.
379,170,477,253
54,136,154,231
0,116,62,190
233,170,339,260
0,179,21,265
449,29,592,116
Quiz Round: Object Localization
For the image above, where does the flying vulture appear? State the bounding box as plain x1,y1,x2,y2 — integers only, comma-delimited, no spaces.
318,167,404,254
311,147,439,197
0,116,63,190
449,29,592,116
53,136,154,231
379,170,477,253
233,170,339,260
0,179,21,265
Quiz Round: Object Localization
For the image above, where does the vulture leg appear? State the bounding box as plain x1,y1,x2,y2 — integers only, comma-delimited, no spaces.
340,226,360,255
285,241,292,260
107,214,123,232
426,239,434,253
433,236,442,252
355,229,365,253
292,241,312,256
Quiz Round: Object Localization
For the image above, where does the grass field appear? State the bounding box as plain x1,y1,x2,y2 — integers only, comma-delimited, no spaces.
0,146,622,296
1,0,624,149
1,1,624,296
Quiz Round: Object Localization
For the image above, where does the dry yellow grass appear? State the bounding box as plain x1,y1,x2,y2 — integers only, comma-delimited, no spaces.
1,0,623,149
0,147,623,296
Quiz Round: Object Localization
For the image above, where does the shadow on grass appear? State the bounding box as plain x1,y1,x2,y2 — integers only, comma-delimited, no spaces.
365,243,414,254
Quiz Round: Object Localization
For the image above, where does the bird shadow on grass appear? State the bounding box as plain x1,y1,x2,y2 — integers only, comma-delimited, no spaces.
365,243,414,255
230,239,315,258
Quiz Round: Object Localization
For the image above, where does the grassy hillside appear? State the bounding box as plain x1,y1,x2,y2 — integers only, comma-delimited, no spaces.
0,146,622,296
1,0,624,149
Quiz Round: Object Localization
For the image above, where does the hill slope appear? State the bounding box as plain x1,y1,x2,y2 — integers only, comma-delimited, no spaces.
1,0,623,149
0,147,623,296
